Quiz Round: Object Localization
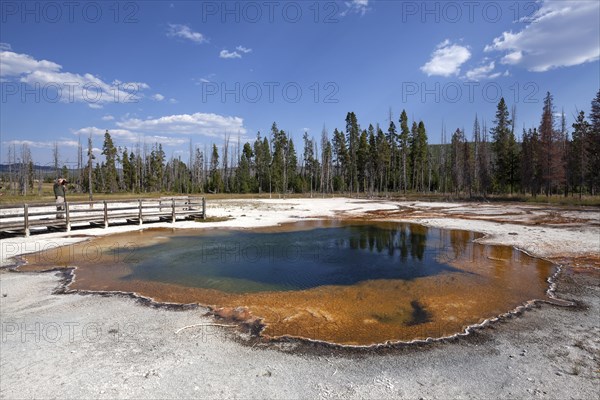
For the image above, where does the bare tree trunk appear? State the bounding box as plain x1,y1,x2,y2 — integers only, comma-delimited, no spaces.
88,135,94,201
223,133,230,192
77,134,83,192
7,146,13,195
53,142,59,180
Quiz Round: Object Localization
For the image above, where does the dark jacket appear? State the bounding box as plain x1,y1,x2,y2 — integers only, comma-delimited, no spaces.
53,183,66,199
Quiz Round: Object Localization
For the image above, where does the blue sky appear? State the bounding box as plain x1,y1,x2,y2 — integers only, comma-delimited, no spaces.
1,0,599,165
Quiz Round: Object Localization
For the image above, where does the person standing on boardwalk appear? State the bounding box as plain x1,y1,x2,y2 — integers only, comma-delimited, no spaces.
53,178,67,219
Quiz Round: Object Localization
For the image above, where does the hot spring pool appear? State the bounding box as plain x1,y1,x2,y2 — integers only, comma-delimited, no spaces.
22,220,555,346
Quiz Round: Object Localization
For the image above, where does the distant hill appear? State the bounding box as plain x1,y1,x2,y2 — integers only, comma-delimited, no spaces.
0,164,57,173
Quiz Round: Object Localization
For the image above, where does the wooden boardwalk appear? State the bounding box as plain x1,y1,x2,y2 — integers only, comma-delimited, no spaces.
0,196,206,237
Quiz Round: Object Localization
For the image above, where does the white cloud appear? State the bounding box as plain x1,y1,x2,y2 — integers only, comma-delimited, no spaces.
219,49,242,59
102,115,115,121
73,127,137,141
0,43,12,51
166,24,206,44
342,0,370,16
501,51,523,65
0,49,149,106
219,45,252,59
484,0,599,72
194,74,216,85
0,50,61,77
168,98,178,104
73,126,190,147
116,112,247,138
144,136,188,146
152,93,165,101
420,40,471,77
464,61,500,81
111,79,149,90
78,115,240,153
236,45,252,54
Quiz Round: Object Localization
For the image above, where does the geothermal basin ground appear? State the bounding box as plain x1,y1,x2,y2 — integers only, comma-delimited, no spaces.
1,198,599,399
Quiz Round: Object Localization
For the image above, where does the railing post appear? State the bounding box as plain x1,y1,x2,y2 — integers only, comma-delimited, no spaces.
103,201,108,228
65,202,71,232
24,204,30,237
138,199,143,225
202,197,206,220
171,198,176,223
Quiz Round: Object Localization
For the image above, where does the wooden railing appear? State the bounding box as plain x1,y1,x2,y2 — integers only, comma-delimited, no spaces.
0,196,206,237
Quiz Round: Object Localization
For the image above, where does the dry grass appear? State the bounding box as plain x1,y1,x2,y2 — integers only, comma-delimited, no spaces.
1,185,599,206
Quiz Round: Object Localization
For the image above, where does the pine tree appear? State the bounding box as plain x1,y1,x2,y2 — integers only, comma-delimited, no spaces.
302,131,315,194
507,128,520,195
539,92,560,196
94,163,103,192
386,119,398,191
521,128,533,195
463,138,473,197
399,110,410,193
588,90,600,194
345,112,360,194
286,137,298,193
102,130,118,193
27,160,34,192
192,147,205,193
271,122,286,194
415,121,428,192
409,121,418,190
332,128,348,192
368,125,377,194
490,98,512,193
357,129,369,193
478,122,491,196
571,111,590,197
376,126,390,193
253,133,264,192
208,144,222,193
144,143,165,192
451,128,465,195
262,137,272,195
320,127,333,194
472,115,481,194
236,142,254,193
129,151,139,193
121,148,132,191
439,125,448,194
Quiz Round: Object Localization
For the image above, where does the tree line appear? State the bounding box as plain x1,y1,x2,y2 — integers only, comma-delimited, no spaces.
4,90,600,198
